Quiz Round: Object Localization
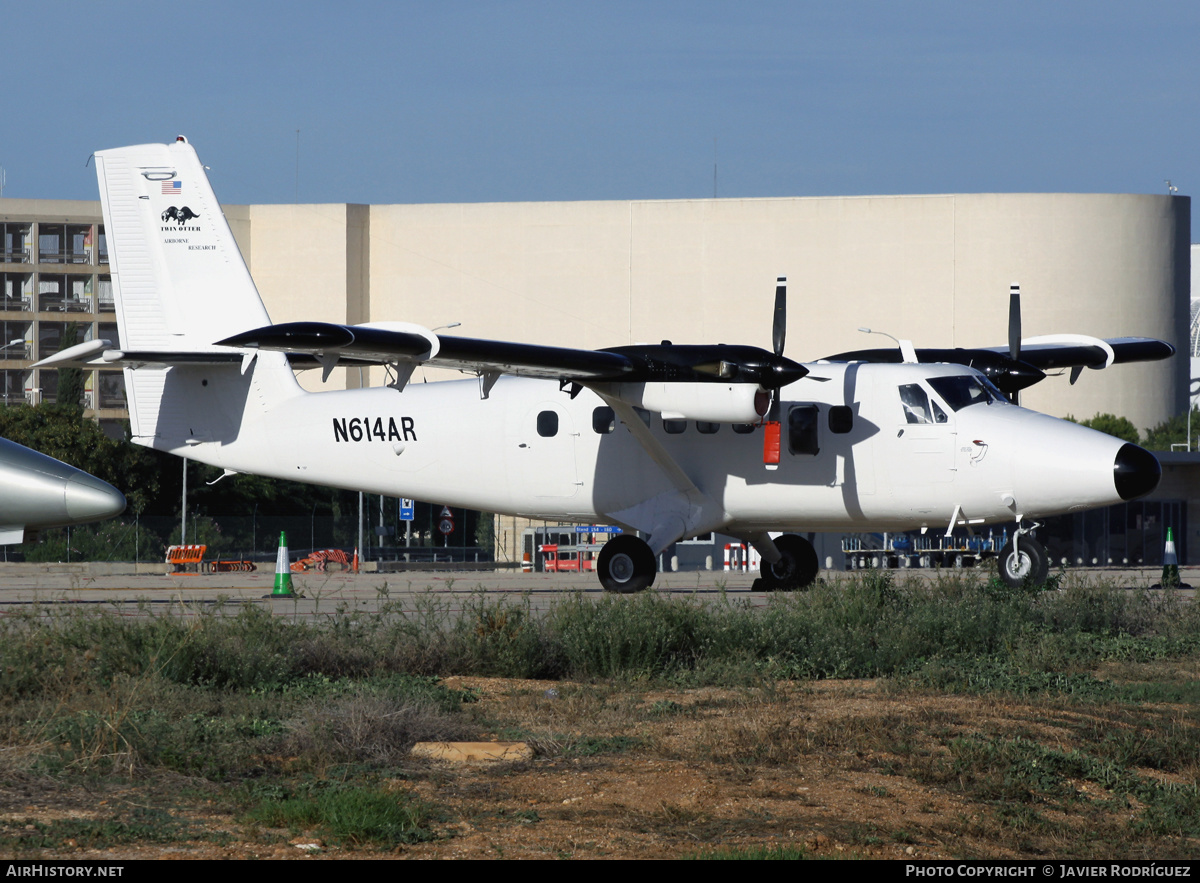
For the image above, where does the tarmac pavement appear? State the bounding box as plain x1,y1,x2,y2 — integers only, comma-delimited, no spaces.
0,561,1190,619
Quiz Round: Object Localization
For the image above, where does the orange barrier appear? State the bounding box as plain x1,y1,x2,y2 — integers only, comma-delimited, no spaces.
206,560,257,573
291,549,352,572
166,544,207,574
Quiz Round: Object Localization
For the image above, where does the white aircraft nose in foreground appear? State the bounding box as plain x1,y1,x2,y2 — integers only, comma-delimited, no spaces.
40,137,1169,591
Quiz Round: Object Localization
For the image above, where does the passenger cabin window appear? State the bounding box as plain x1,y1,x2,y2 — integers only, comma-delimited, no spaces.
732,423,756,434
828,405,853,434
634,407,651,426
697,421,719,434
537,410,559,437
787,404,820,455
663,418,686,434
592,406,615,434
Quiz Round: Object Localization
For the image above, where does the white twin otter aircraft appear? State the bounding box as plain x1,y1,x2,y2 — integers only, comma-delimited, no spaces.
41,138,1170,593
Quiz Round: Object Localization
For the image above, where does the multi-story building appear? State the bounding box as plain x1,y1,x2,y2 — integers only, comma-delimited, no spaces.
0,200,125,435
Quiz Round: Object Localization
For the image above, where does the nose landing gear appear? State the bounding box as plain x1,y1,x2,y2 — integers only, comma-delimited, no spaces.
997,522,1048,589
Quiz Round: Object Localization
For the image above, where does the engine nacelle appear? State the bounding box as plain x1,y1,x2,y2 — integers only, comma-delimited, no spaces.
603,382,768,423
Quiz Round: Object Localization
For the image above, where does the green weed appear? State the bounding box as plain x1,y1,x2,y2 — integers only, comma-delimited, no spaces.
243,785,439,847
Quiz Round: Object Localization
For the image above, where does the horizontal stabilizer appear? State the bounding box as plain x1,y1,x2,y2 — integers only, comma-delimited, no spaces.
34,341,245,369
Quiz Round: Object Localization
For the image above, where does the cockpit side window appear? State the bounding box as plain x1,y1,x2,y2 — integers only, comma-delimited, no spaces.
927,375,1004,412
898,384,933,424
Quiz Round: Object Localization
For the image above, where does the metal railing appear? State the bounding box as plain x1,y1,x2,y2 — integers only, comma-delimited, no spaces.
0,296,32,312
36,295,93,313
36,250,92,265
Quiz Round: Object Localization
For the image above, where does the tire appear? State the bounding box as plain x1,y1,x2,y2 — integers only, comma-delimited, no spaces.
597,534,657,593
998,536,1049,588
758,533,820,591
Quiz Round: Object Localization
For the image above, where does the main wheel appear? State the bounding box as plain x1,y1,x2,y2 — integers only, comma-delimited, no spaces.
758,534,820,591
597,534,657,593
997,535,1049,588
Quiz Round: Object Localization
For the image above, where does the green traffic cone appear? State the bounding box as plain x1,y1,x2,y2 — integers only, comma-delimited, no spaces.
272,531,295,596
1161,527,1180,589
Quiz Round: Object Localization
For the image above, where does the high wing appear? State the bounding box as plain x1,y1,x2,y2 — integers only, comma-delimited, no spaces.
215,321,809,391
822,284,1174,399
984,336,1176,371
36,320,808,391
823,336,1175,396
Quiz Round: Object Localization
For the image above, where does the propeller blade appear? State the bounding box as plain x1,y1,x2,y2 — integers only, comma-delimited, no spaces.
773,276,787,357
1009,283,1021,362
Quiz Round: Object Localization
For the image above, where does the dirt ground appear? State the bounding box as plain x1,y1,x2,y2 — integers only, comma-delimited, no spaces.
7,673,1180,861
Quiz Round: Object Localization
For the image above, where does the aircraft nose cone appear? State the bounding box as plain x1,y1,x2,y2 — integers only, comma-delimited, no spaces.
64,474,126,522
1114,443,1160,501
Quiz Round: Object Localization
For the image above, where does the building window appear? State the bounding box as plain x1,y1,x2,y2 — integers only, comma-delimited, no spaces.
1,224,32,263
38,224,64,263
97,276,114,312
98,372,126,409
1,273,33,312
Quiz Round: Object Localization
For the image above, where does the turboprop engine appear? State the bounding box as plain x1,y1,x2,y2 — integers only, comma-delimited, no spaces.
598,381,770,422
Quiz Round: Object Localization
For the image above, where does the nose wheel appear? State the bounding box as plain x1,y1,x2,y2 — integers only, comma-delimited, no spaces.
998,534,1048,588
597,534,657,593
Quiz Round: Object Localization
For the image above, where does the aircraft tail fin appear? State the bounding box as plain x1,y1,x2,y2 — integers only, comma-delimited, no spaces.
95,137,300,448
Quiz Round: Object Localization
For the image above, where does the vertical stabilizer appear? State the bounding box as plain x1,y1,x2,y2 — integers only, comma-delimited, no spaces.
95,137,271,351
95,137,300,448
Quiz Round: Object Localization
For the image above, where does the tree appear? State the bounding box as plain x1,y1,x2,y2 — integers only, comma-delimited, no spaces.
53,323,85,412
1063,413,1141,445
1142,406,1200,452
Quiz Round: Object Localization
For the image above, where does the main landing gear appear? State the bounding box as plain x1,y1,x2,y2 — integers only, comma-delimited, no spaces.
597,534,657,594
997,531,1048,589
754,533,820,591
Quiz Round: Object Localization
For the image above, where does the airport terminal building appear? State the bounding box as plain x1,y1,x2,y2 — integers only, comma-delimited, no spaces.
0,191,1192,566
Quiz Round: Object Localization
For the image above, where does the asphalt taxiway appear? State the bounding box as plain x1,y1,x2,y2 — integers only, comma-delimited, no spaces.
0,563,1190,620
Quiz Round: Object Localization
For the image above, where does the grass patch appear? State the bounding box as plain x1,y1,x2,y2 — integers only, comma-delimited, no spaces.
243,785,439,847
0,571,1196,857
0,807,211,852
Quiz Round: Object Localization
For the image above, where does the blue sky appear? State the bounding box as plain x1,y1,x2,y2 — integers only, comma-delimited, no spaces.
2,1,1197,207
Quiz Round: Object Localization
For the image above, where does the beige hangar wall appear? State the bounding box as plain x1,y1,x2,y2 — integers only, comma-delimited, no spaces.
358,193,1188,432
244,203,370,392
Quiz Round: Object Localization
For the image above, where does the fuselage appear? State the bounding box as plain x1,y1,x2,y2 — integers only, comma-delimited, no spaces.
160,359,1157,539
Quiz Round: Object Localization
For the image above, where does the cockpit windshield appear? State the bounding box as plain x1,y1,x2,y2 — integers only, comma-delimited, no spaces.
927,375,1007,411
